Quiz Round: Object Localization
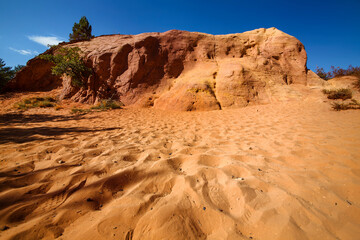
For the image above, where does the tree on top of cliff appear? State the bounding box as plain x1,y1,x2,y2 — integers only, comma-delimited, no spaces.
69,16,94,41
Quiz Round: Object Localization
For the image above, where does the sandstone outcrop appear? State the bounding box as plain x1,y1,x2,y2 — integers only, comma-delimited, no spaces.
6,57,62,91
7,28,309,111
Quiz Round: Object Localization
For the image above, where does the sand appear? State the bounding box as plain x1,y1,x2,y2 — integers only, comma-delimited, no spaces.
0,88,360,240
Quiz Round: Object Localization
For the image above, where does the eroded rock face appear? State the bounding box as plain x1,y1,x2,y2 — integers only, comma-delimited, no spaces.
7,28,308,111
6,57,62,91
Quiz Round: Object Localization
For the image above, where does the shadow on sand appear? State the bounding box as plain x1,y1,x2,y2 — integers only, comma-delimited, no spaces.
0,126,119,144
0,113,119,144
0,113,95,126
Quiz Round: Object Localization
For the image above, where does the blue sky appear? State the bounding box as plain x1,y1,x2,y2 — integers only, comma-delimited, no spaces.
1,0,359,72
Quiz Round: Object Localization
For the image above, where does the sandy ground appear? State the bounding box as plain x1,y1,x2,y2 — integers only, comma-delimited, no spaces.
0,86,360,240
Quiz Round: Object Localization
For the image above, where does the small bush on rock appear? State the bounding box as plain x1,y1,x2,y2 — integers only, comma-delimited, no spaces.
40,47,92,88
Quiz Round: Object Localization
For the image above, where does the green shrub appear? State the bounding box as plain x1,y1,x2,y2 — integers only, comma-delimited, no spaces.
38,101,55,108
71,108,91,114
322,88,352,100
14,97,57,110
40,47,92,87
71,100,123,114
14,102,28,110
13,64,25,73
91,99,123,110
0,58,15,91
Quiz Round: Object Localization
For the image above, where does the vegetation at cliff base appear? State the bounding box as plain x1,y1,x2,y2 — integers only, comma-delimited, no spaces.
14,97,57,110
91,99,123,110
40,47,92,88
69,16,94,41
71,108,92,114
71,99,123,115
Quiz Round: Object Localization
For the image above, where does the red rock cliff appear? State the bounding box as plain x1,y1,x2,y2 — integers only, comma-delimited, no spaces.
7,28,308,111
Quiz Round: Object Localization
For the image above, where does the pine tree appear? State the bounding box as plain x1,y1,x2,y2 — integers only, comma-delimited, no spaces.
69,16,94,41
13,65,24,73
0,58,15,91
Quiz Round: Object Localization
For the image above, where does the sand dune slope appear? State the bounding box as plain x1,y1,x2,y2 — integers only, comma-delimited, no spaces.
0,93,360,239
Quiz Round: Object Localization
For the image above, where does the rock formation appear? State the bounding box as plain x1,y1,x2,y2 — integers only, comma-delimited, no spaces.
7,28,309,111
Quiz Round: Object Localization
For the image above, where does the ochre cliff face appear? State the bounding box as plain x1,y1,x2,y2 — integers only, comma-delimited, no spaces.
6,57,62,91
8,28,308,111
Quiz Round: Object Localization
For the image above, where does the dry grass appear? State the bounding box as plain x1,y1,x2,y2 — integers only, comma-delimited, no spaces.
354,79,360,89
332,99,360,111
322,88,352,100
316,65,360,80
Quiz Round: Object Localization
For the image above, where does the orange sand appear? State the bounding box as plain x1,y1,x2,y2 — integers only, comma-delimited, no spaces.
0,87,360,240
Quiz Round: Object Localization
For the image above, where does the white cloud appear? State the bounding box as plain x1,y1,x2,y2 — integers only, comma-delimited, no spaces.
9,47,39,56
27,35,64,47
